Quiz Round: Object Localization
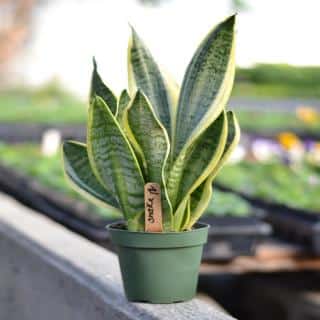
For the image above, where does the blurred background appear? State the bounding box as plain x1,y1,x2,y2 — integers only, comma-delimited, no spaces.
1,1,320,319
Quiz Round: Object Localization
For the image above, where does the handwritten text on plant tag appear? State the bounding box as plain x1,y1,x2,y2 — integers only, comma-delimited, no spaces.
144,182,163,232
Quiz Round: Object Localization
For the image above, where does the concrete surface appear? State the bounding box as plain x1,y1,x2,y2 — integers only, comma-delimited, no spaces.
0,192,235,320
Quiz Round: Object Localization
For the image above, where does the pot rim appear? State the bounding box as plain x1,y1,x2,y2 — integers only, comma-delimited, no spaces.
107,221,209,249
107,221,209,234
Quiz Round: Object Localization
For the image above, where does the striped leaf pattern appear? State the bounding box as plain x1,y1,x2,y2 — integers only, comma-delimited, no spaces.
128,28,174,138
116,89,131,124
173,15,236,159
87,95,145,230
62,15,239,231
167,111,228,230
90,58,117,114
62,141,120,211
125,91,173,230
187,111,241,229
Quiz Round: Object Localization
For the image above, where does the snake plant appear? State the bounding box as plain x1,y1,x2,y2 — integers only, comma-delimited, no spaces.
62,15,240,232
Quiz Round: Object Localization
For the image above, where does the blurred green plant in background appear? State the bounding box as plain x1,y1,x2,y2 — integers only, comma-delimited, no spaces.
0,142,120,219
0,143,252,218
217,161,320,212
138,0,249,11
231,0,249,11
1,64,320,124
237,109,320,134
0,81,86,123
235,64,320,98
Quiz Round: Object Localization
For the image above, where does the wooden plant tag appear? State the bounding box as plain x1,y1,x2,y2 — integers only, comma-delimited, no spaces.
144,182,163,232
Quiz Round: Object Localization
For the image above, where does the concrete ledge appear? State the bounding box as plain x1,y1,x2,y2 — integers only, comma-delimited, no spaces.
0,193,235,320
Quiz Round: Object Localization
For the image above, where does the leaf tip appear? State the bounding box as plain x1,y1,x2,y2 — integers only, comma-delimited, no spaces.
128,21,134,31
93,94,103,107
134,89,150,106
92,56,97,71
224,14,236,28
62,140,70,154
226,109,234,117
129,25,144,47
129,23,137,37
120,88,129,97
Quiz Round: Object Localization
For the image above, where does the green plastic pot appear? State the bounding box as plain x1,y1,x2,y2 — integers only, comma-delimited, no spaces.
107,222,209,303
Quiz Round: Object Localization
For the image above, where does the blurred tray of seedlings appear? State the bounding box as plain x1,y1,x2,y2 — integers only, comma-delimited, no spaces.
0,142,271,261
0,83,86,124
237,106,320,139
216,129,320,253
234,64,320,99
0,83,87,143
0,142,120,236
200,190,272,261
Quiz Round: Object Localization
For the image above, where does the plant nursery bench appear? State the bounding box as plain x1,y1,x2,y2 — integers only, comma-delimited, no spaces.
0,192,235,320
